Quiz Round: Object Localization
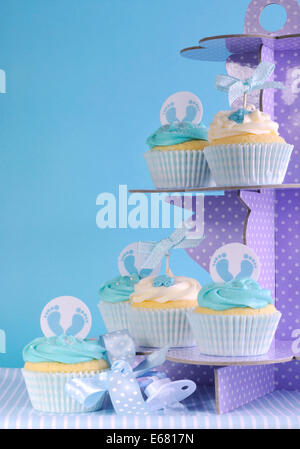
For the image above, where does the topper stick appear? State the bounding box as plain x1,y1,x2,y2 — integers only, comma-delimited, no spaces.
243,93,247,109
165,254,170,275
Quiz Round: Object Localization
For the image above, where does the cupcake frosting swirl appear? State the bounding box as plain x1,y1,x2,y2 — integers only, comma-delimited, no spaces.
23,335,106,364
208,106,279,142
130,275,201,304
99,274,141,303
147,121,208,149
197,278,274,311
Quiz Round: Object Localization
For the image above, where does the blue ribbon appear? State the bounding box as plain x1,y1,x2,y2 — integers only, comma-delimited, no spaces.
215,61,284,106
140,222,205,270
65,331,196,414
65,331,169,412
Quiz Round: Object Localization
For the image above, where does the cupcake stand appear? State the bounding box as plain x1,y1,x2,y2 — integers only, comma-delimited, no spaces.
1,0,300,429
132,0,300,426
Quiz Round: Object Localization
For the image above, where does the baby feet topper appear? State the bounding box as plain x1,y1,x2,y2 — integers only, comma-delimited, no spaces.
160,91,203,125
118,243,161,278
40,296,92,339
210,243,260,284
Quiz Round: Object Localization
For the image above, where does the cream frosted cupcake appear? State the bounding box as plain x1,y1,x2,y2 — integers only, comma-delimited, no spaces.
204,105,293,186
22,335,108,413
145,121,213,188
128,272,201,348
98,273,141,332
187,278,281,356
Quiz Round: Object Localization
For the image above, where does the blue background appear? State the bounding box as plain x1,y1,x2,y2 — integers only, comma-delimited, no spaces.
0,0,286,366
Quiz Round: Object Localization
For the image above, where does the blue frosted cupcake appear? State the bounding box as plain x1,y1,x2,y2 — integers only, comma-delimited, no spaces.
22,335,108,413
98,273,141,332
204,106,293,186
145,121,214,188
187,278,281,356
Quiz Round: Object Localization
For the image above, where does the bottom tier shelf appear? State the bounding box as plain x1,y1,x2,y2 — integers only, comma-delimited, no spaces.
166,340,295,366
1,368,299,429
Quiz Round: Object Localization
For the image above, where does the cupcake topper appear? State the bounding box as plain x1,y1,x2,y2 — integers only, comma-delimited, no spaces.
118,242,161,278
40,296,92,339
215,61,285,109
209,243,260,284
160,91,203,125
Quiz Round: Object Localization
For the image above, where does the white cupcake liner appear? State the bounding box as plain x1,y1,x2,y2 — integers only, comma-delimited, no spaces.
22,369,105,413
204,143,293,186
144,149,214,188
98,301,130,332
128,306,196,348
186,310,281,356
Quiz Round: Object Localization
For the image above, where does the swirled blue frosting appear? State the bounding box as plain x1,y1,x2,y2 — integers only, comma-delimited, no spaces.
197,278,274,311
99,274,141,304
23,335,106,364
146,121,208,149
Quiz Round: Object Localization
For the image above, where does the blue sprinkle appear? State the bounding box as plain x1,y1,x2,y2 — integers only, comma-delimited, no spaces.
153,275,175,287
228,108,252,124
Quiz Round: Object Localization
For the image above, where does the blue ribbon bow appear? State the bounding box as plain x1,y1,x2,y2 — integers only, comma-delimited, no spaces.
65,330,196,414
140,222,205,270
215,61,285,106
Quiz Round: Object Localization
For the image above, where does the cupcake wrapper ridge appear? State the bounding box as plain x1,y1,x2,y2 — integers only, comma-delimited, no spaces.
128,306,196,348
22,369,105,413
145,149,214,188
187,311,281,356
98,301,130,333
204,143,293,186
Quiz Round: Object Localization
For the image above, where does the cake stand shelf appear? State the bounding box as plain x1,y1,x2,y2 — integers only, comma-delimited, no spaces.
165,340,295,366
130,184,300,194
181,33,300,62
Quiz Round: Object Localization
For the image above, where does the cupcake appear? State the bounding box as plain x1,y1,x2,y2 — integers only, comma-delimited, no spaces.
98,273,141,332
187,278,281,356
144,121,214,188
22,335,108,413
128,272,201,348
204,105,293,186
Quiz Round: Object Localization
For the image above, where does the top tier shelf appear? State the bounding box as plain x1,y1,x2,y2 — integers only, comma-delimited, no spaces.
181,33,300,62
130,183,300,194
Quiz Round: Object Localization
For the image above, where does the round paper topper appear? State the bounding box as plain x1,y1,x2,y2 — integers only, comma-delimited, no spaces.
118,242,161,278
209,243,260,284
40,296,92,339
160,91,203,125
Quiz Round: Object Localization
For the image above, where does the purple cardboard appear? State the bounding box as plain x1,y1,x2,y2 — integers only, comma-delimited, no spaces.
215,365,275,414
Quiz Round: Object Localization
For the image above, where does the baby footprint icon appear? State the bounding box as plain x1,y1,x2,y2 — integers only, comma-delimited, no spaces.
183,100,199,123
122,250,139,275
65,308,88,336
44,305,64,335
163,102,178,124
213,253,233,282
235,254,257,280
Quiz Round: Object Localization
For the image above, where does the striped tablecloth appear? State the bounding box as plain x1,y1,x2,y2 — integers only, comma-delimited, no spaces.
0,368,300,429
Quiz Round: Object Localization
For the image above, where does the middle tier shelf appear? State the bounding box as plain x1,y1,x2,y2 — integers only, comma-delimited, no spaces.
130,183,300,193
165,340,295,366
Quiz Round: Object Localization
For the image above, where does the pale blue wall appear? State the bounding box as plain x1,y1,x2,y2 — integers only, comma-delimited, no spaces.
0,0,283,366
